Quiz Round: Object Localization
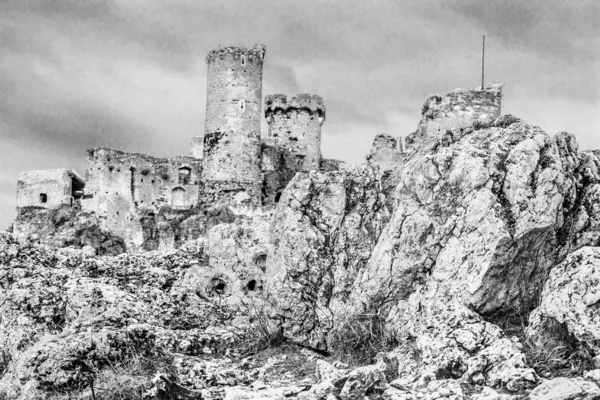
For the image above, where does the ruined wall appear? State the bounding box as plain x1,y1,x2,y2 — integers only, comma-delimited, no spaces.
190,135,204,159
415,82,503,139
16,170,77,209
260,139,298,205
366,134,406,171
319,158,344,172
13,203,126,255
84,147,202,248
201,45,266,207
264,93,325,171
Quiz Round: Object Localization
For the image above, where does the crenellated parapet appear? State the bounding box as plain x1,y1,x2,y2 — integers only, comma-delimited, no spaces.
264,93,326,172
265,93,326,125
205,44,266,65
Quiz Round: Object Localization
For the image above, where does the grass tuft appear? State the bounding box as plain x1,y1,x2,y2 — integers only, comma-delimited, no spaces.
328,313,399,367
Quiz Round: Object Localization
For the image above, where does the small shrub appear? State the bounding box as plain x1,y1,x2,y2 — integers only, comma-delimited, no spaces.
523,317,595,378
241,300,285,356
329,313,399,366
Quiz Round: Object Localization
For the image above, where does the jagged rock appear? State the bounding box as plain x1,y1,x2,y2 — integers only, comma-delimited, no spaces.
388,303,537,392
528,377,600,400
0,228,267,399
349,118,593,330
336,359,388,399
265,163,391,349
528,247,600,349
266,117,600,351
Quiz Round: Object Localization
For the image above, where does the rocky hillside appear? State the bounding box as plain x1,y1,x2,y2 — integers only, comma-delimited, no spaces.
3,116,600,399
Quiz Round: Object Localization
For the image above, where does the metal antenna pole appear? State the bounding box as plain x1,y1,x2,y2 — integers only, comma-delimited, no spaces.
481,35,485,89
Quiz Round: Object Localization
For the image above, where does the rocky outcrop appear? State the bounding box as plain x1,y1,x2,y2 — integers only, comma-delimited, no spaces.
528,247,600,351
0,224,269,399
349,117,591,329
529,377,600,400
6,114,600,398
265,163,391,349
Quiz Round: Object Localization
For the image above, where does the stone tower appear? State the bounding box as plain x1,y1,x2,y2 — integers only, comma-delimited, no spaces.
201,44,266,206
264,93,325,171
416,82,504,138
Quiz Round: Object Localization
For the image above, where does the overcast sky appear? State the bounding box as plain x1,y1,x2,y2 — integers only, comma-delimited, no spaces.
0,0,598,228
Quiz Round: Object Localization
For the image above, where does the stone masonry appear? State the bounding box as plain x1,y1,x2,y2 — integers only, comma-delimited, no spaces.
13,44,505,253
13,44,340,252
414,82,503,140
201,45,266,207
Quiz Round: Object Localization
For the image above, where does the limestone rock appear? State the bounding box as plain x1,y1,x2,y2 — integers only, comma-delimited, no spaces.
351,118,589,329
265,163,391,349
528,247,600,347
0,228,269,399
529,377,600,400
388,303,537,393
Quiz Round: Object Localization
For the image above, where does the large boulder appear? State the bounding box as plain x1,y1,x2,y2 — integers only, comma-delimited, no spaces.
528,247,600,348
265,163,391,349
266,116,600,349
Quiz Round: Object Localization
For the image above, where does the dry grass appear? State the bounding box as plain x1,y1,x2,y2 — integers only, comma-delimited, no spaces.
241,300,286,356
496,313,595,379
522,317,595,378
328,313,399,367
47,347,188,400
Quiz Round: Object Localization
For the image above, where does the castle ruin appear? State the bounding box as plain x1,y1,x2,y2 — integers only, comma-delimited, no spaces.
367,82,504,171
14,44,505,252
14,44,340,252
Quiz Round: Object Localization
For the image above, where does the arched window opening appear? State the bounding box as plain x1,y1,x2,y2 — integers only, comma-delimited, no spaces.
171,187,186,207
178,167,191,185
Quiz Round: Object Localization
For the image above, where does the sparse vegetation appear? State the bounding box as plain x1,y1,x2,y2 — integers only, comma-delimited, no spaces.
329,313,399,367
497,314,595,379
243,300,285,356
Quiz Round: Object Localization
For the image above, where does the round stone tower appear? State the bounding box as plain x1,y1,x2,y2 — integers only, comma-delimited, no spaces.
201,44,266,206
264,93,325,171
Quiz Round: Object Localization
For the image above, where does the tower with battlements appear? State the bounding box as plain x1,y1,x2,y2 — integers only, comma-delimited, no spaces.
200,44,266,207
264,93,325,171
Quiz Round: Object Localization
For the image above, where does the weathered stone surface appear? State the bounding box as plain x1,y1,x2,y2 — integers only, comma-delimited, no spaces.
0,226,268,399
265,163,391,349
388,303,537,393
347,117,596,334
528,247,600,347
528,377,600,400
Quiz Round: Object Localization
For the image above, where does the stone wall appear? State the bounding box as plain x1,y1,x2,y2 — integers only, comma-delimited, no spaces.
13,203,126,255
84,147,202,248
260,139,298,205
366,134,406,171
413,82,503,141
320,158,344,172
190,135,204,159
16,170,84,209
201,45,266,207
264,93,325,171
